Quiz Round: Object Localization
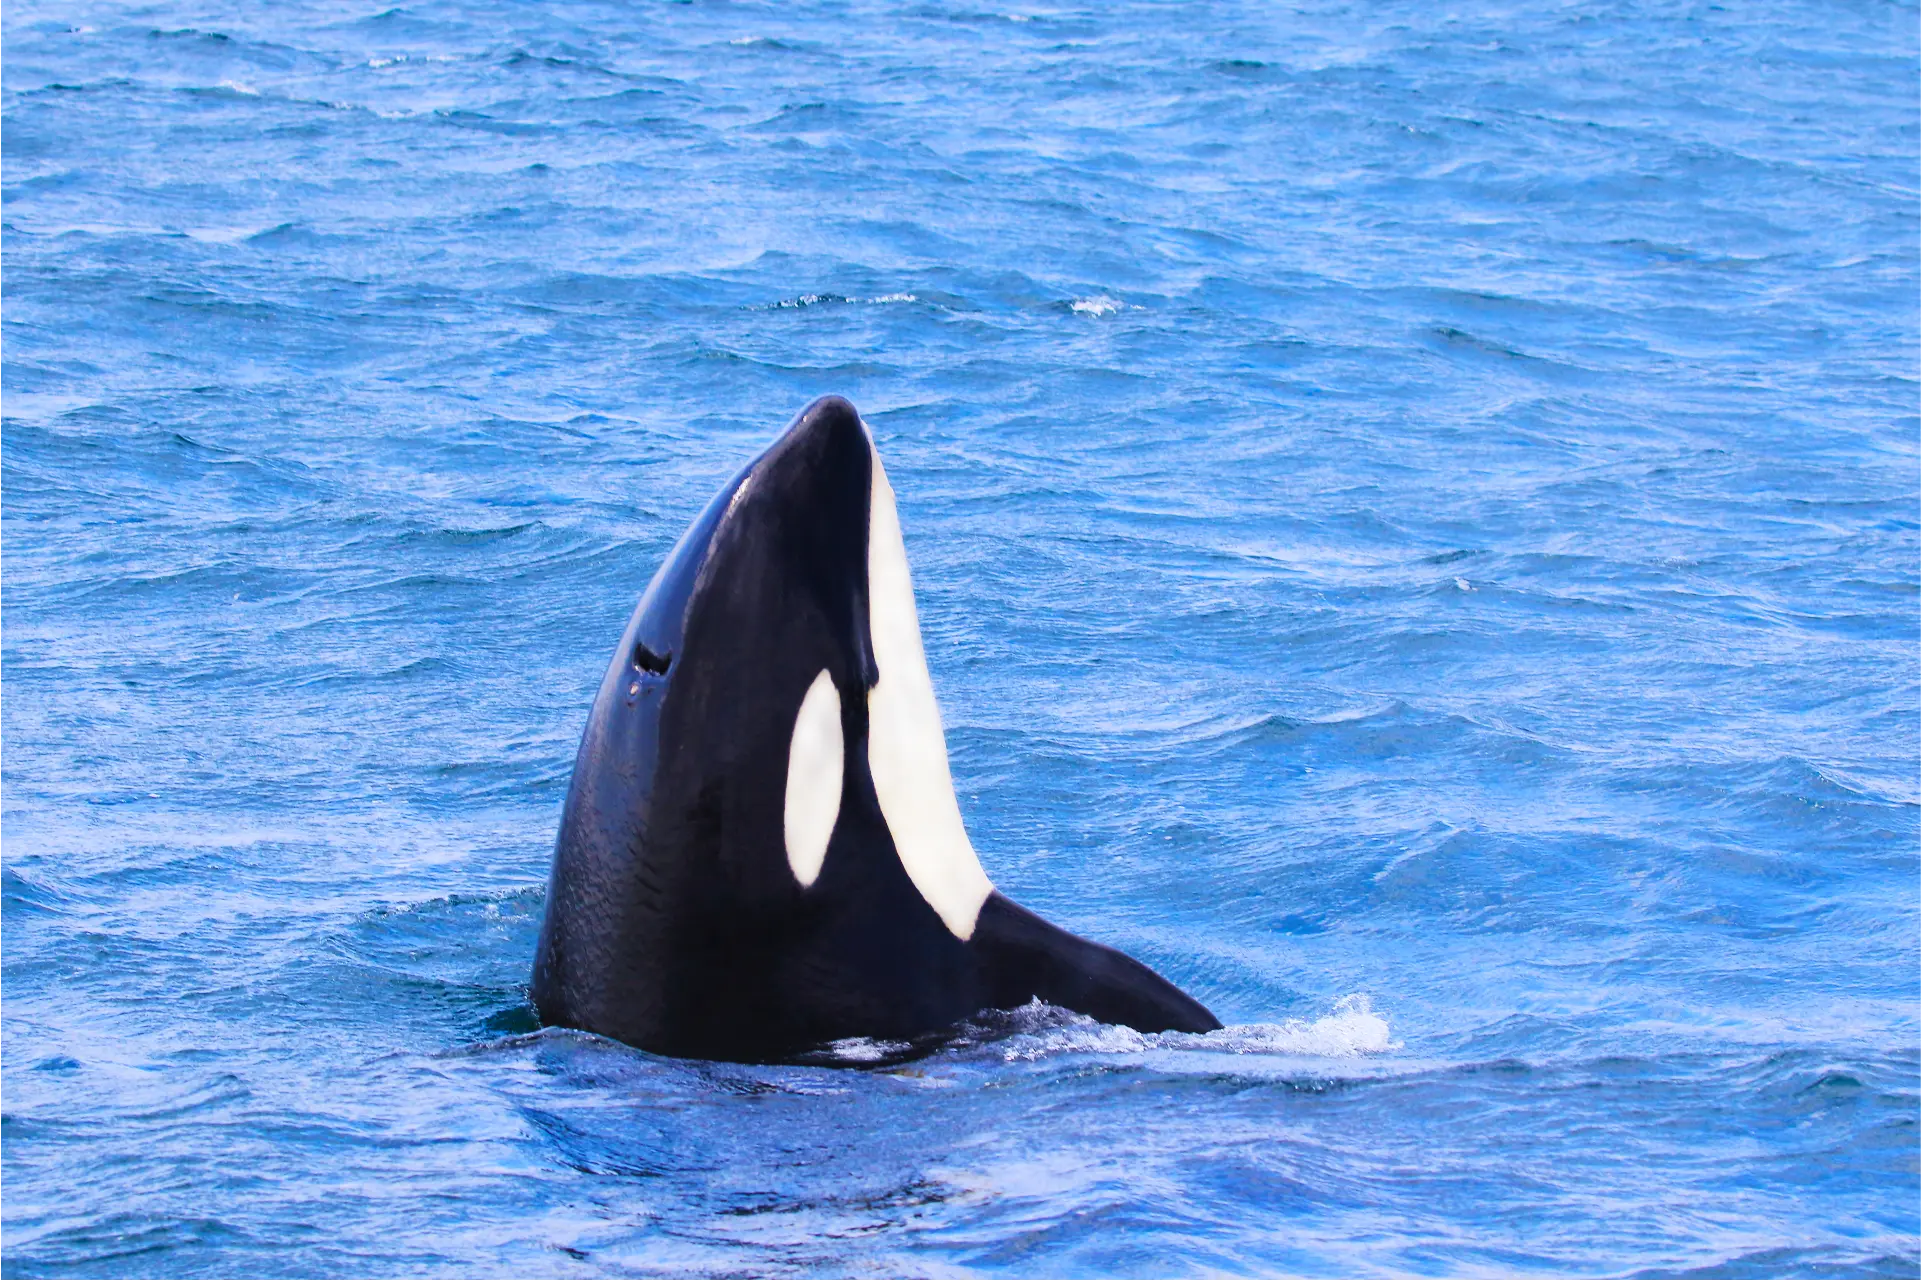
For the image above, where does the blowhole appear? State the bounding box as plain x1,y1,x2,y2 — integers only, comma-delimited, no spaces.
632,640,671,675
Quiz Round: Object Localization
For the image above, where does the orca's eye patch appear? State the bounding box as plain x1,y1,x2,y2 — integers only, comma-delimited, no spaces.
632,641,672,675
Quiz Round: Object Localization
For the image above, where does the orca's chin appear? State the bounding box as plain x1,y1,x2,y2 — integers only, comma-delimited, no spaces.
530,395,1219,1063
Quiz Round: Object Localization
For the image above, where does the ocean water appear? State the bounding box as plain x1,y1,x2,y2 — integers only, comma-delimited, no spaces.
3,0,1917,1275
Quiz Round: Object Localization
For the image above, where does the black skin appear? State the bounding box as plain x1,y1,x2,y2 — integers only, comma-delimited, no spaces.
531,396,1221,1063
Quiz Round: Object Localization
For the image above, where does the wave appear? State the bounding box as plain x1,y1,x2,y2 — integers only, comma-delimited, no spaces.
806,995,1398,1068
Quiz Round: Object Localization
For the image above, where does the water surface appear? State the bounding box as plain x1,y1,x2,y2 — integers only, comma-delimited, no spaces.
3,0,1917,1276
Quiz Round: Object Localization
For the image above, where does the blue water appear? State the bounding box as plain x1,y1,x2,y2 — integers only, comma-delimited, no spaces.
4,1,1917,1275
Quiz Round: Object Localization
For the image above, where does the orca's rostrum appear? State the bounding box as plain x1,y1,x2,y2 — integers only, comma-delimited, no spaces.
531,396,1219,1062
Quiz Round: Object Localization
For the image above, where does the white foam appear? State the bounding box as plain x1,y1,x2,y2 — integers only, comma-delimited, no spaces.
1070,296,1122,317
1200,995,1397,1056
996,994,1397,1062
821,1037,913,1063
184,225,277,244
2,392,100,423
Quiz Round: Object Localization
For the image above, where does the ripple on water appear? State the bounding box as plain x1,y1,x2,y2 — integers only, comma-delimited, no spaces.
3,0,1916,1276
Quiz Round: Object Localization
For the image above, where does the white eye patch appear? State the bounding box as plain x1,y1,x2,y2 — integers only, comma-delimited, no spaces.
784,668,844,888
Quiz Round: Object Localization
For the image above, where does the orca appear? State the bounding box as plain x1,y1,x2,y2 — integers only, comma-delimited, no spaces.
531,395,1220,1062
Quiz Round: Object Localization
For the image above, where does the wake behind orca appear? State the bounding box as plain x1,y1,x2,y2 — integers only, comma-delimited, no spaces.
531,396,1220,1062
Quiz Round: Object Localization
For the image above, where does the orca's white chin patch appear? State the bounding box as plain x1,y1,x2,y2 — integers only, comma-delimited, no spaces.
784,668,844,888
864,438,994,939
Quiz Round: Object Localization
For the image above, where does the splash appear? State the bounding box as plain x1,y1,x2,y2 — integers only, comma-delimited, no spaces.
992,995,1397,1062
815,1036,917,1064
1194,994,1398,1057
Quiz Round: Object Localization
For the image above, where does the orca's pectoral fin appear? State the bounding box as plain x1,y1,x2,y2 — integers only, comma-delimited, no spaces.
971,891,1222,1034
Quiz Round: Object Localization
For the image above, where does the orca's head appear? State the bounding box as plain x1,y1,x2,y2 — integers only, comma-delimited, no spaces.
571,395,992,946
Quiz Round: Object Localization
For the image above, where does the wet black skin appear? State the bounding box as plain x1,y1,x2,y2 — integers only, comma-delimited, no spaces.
530,396,1220,1062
